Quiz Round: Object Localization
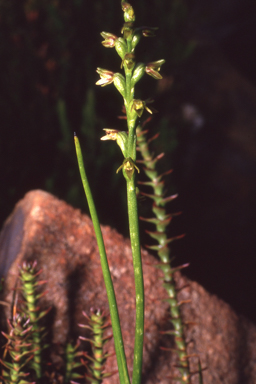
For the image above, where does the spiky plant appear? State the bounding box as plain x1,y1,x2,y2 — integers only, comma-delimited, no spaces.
79,309,113,384
64,341,84,384
19,261,51,379
137,123,191,383
0,313,35,384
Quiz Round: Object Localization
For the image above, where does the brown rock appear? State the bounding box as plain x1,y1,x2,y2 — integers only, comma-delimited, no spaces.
0,190,256,383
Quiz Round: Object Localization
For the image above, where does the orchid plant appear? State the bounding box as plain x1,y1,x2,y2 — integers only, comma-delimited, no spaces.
0,1,204,383
74,1,165,384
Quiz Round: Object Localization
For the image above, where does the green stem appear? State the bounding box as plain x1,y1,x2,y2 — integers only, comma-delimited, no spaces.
123,34,144,384
125,72,133,104
74,135,130,384
126,175,144,384
125,76,135,158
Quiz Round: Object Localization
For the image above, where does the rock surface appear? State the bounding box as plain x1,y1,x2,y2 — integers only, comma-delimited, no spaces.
0,190,256,383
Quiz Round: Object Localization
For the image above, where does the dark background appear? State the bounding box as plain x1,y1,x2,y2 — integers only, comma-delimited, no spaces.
1,0,256,322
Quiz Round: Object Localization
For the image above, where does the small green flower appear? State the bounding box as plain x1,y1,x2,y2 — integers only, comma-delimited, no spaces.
122,53,136,70
121,22,134,40
146,60,165,79
101,32,118,48
116,157,140,180
131,99,154,117
96,68,115,86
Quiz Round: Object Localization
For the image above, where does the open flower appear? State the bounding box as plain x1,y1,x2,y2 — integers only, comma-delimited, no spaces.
131,99,155,117
146,60,165,80
96,68,115,86
101,32,118,48
116,157,140,180
101,129,128,157
101,129,119,141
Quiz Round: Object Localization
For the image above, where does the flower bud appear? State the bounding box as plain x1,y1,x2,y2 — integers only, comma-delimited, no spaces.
113,73,126,97
131,33,141,51
122,2,135,23
131,63,145,87
115,37,127,59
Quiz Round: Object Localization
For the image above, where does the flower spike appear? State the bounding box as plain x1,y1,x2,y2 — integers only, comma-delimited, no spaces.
93,3,168,384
